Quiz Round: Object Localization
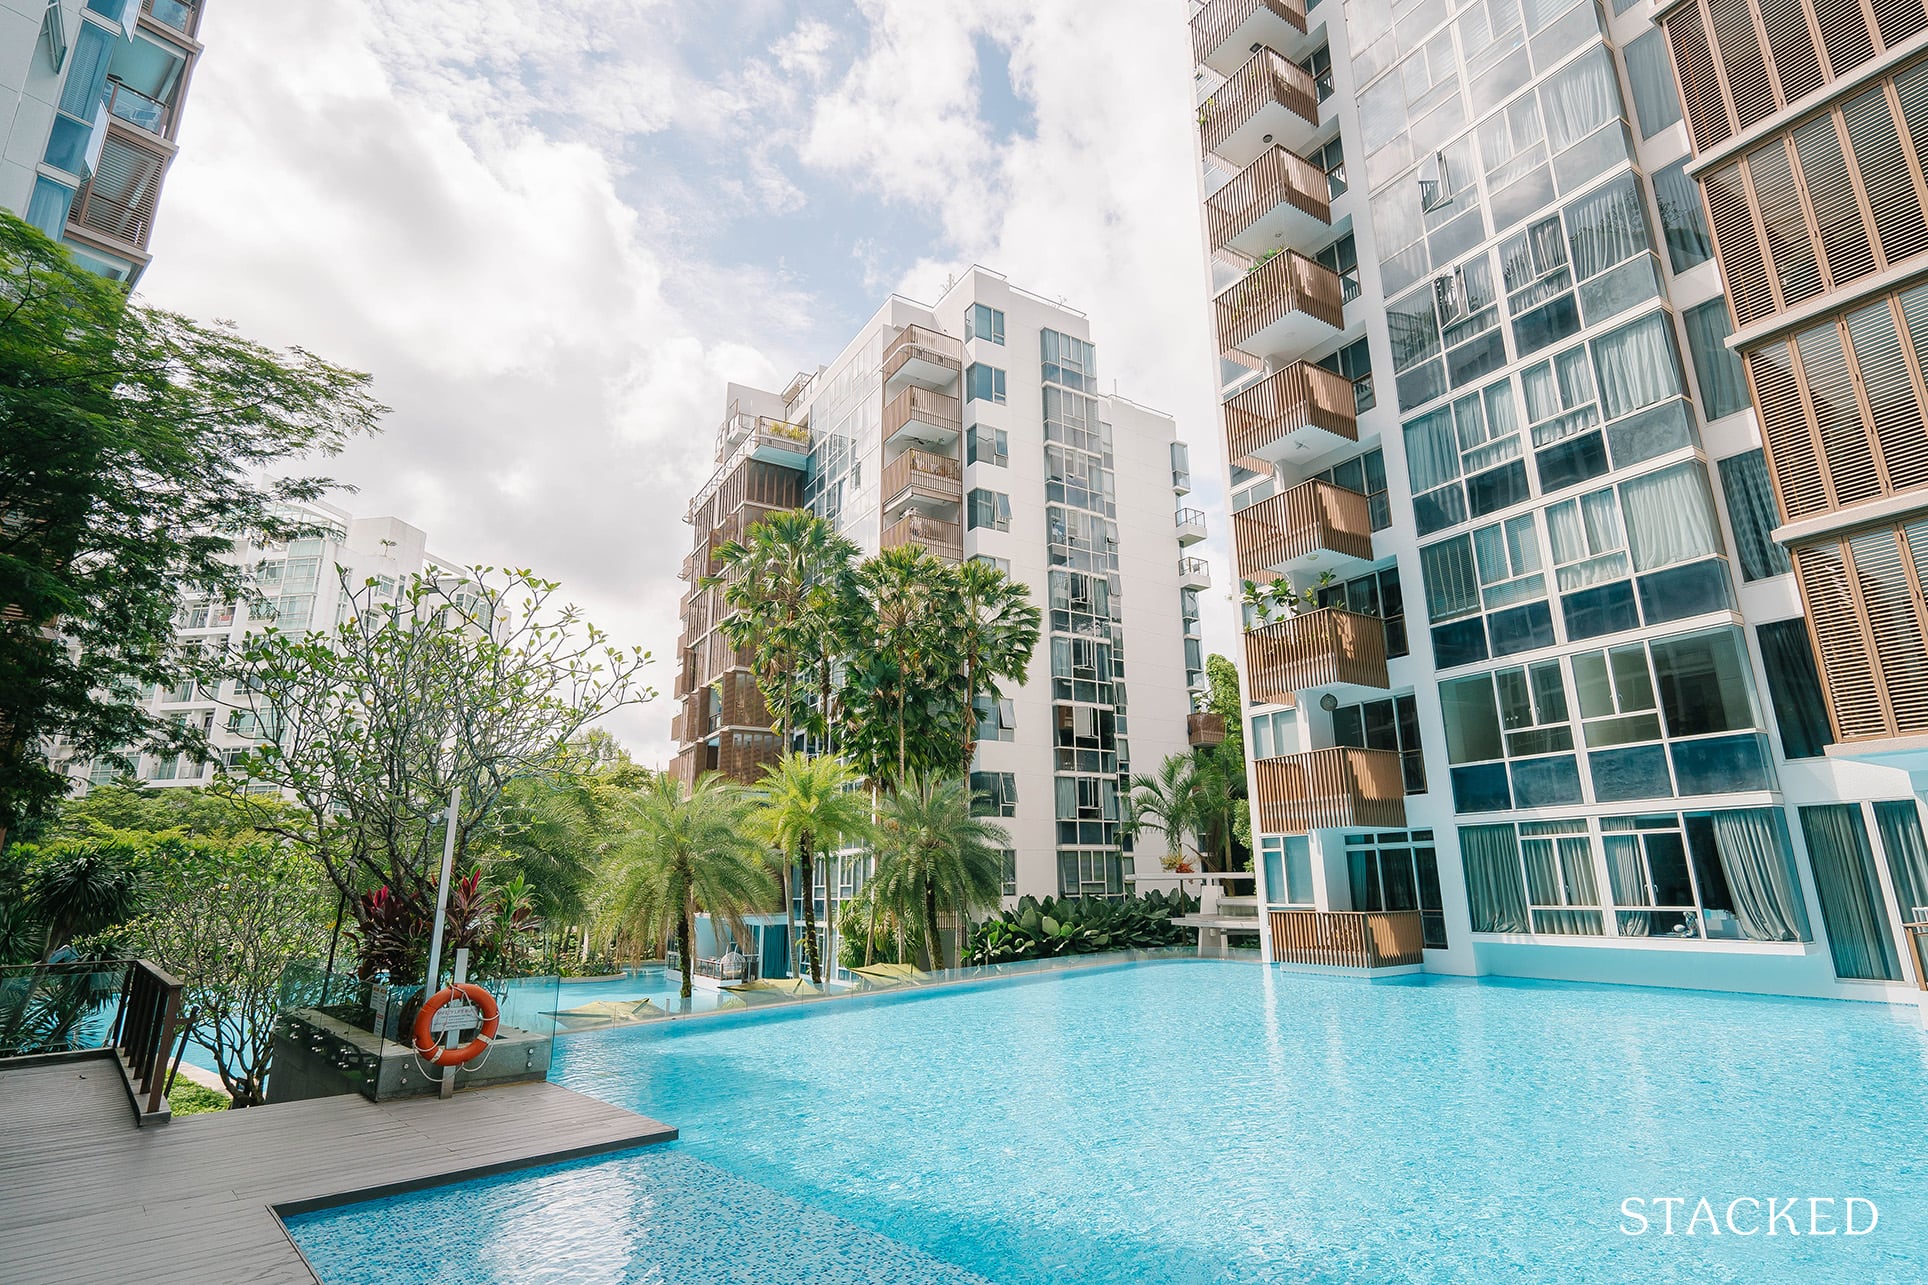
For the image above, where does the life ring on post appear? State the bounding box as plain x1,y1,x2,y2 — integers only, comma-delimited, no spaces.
411,982,500,1066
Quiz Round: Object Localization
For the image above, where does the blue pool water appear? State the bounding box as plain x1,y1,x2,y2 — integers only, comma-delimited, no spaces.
289,961,1928,1284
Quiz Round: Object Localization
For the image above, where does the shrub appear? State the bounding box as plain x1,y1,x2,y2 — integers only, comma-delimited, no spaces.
964,890,1196,966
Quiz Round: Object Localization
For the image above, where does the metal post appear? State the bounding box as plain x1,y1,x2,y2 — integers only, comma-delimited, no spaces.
423,784,462,997
439,947,469,1100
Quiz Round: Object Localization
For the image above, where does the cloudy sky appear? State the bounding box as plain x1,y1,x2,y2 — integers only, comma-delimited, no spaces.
141,0,1235,763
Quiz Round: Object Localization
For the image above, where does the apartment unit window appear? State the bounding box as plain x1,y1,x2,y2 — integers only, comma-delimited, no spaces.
1055,774,1120,847
1332,693,1426,793
1404,377,1525,534
1051,636,1117,704
1000,850,1018,897
1716,450,1791,582
968,426,1008,467
970,554,1011,575
966,304,1006,346
1315,566,1408,658
965,363,1006,405
1054,702,1119,774
1315,336,1375,413
1045,444,1116,517
1259,835,1314,906
1313,135,1347,198
1683,301,1748,420
974,695,1015,743
1756,619,1832,760
88,754,133,787
1309,447,1390,531
1041,329,1097,393
967,488,1011,532
1249,708,1295,760
1441,658,1578,812
1802,804,1902,981
1043,386,1111,457
1317,232,1361,303
1622,29,1682,139
1344,830,1446,947
1046,505,1119,573
1651,162,1713,273
1505,176,1662,361
1048,569,1116,635
971,771,1019,817
1057,849,1123,899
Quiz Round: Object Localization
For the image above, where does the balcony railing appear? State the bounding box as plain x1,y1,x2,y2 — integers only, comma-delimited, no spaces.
666,949,762,983
1232,479,1373,577
1214,250,1344,365
882,448,963,511
68,128,170,251
1179,557,1212,589
1253,746,1407,833
882,386,963,449
1188,712,1227,747
1176,507,1208,546
104,80,172,135
1206,145,1330,259
1244,607,1390,701
142,0,200,36
881,512,964,562
1224,361,1358,466
1192,0,1310,73
1268,909,1424,968
883,324,964,395
1200,48,1321,167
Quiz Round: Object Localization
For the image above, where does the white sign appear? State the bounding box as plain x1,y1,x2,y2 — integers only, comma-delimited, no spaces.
429,1003,480,1033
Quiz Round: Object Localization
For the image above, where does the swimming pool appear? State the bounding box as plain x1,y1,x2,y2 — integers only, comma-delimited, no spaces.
289,960,1928,1283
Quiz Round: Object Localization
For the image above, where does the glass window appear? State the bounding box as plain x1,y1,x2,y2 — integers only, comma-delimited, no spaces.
1650,630,1754,738
967,488,1011,532
1717,450,1790,581
966,304,1005,346
1521,819,1602,934
1315,565,1408,658
1421,535,1482,623
1620,462,1721,573
1312,447,1390,529
1546,486,1630,591
1261,835,1316,906
965,362,1006,405
1651,161,1713,273
970,771,1019,816
1591,312,1683,421
1623,29,1683,139
1332,693,1427,792
1756,619,1833,760
967,426,1008,467
1473,514,1546,609
1683,300,1748,420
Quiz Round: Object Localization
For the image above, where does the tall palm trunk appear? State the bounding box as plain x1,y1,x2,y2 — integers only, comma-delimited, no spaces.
799,829,823,984
922,882,942,972
676,895,694,1000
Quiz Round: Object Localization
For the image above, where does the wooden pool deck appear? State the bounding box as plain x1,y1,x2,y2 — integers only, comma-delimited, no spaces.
0,1051,676,1284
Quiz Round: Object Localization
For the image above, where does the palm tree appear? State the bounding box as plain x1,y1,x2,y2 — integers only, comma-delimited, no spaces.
871,773,1006,971
841,546,958,784
954,559,1041,772
755,753,871,985
600,775,774,1000
1124,753,1200,872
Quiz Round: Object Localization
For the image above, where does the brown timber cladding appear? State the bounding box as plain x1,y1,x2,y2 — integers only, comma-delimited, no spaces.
1267,909,1425,968
1743,281,1928,521
1222,361,1358,460
1662,0,1928,155
1200,47,1320,160
1792,516,1928,740
1190,0,1307,66
1243,607,1391,703
1252,747,1407,833
1696,58,1928,330
1214,250,1346,361
1205,144,1331,256
1231,479,1374,573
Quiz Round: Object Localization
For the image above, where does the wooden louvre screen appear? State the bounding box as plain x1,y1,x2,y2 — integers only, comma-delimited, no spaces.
1758,0,1828,102
1709,0,1779,130
1200,48,1320,160
1793,521,1928,741
1703,163,1776,326
71,132,169,249
1222,361,1358,460
1667,4,1735,152
1231,479,1374,574
1243,608,1390,702
1191,0,1308,68
1252,747,1406,834
1267,910,1424,968
1205,145,1331,255
1214,250,1345,360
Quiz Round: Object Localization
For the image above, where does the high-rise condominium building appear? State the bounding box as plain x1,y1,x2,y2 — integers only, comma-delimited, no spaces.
1,0,204,282
672,267,1204,975
1191,0,1926,1000
61,500,460,791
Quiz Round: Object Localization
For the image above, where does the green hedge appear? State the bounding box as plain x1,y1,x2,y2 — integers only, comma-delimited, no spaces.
964,890,1196,965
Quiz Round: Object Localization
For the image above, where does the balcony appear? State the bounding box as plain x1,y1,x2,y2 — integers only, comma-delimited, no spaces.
881,512,964,562
881,448,963,520
1244,607,1389,702
1188,712,1227,747
1232,479,1373,578
1200,48,1323,169
1215,250,1344,367
1192,0,1313,74
1207,145,1331,261
142,0,201,36
1224,361,1358,469
103,80,173,136
1176,507,1208,546
883,325,964,398
882,386,963,452
1179,557,1212,591
1253,746,1407,833
1268,909,1425,969
67,127,171,252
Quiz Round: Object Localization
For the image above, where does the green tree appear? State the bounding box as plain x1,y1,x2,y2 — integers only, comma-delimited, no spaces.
222,567,650,978
1193,653,1250,872
0,212,382,850
1124,754,1201,871
128,840,333,1107
954,559,1041,771
839,546,964,784
46,783,299,844
871,773,1007,971
754,752,871,985
600,775,775,999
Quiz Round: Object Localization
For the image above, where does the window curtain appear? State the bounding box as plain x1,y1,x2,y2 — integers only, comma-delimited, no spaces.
1873,800,1928,928
1717,449,1791,581
1801,804,1902,981
1566,177,1651,280
1710,808,1810,942
1522,362,1561,423
1542,49,1623,152
1404,408,1461,494
1685,301,1750,421
1348,852,1375,912
1460,824,1530,932
1621,462,1720,572
1421,537,1482,622
1592,313,1682,419
1624,29,1684,139
1523,833,1602,933
1757,618,1833,759
1604,833,1651,936
1549,489,1628,589
1652,162,1713,272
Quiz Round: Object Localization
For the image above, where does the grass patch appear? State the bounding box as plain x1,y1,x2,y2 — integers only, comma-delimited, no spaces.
166,1078,231,1116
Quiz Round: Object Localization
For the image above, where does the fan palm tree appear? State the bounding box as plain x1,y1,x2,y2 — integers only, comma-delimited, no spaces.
871,773,1006,971
840,545,959,784
755,753,871,985
599,775,774,1000
1124,753,1200,871
954,558,1042,771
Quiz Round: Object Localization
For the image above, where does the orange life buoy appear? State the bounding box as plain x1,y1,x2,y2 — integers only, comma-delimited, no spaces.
411,982,501,1066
